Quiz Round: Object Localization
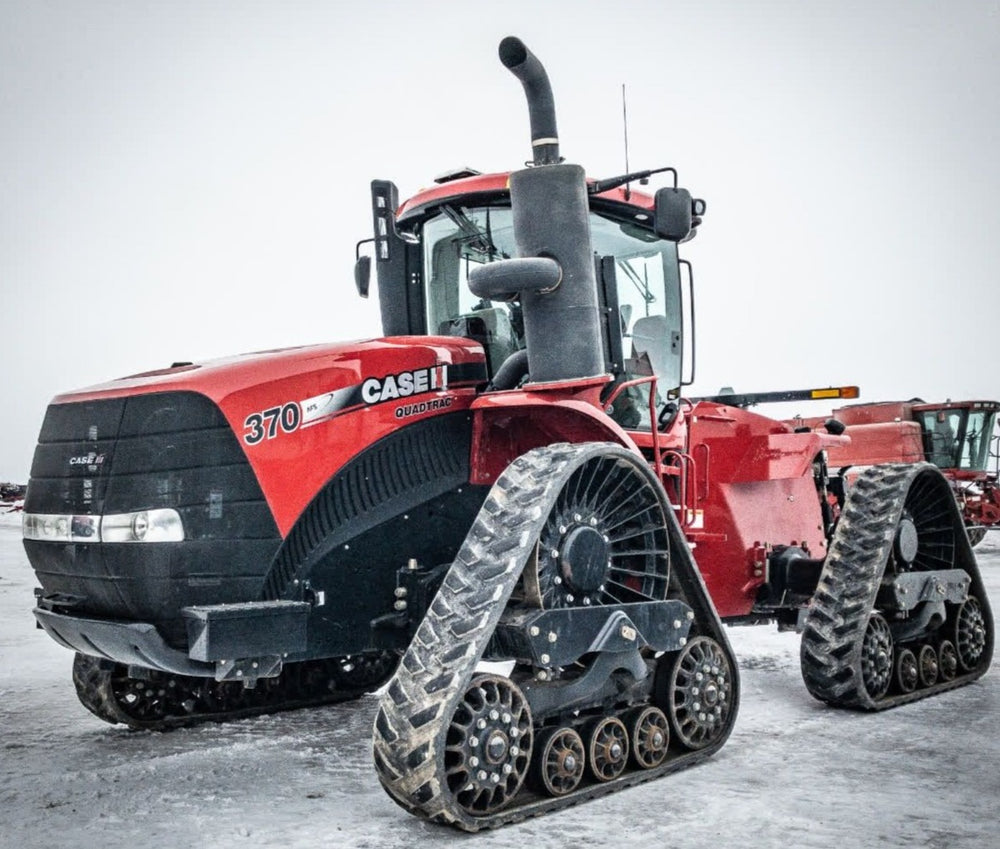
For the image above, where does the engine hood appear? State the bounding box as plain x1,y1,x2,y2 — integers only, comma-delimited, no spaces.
45,336,488,535
54,336,486,407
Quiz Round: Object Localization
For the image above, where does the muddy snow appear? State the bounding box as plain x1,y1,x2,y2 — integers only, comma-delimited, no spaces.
1,511,997,849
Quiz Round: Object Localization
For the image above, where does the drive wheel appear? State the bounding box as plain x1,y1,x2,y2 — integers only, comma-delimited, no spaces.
524,452,671,609
894,647,918,694
626,705,670,769
859,614,893,700
955,597,987,671
917,644,939,687
888,473,961,574
667,636,734,750
530,726,585,796
586,716,629,782
443,674,532,816
938,640,959,681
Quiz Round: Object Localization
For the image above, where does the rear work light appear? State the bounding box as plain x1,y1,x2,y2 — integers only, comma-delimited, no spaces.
23,508,185,543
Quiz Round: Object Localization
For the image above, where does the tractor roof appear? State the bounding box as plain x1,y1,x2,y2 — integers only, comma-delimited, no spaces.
396,170,658,225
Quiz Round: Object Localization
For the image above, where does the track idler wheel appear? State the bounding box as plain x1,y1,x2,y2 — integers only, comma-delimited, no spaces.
443,674,533,816
531,726,586,796
860,613,894,700
666,636,734,750
955,597,988,671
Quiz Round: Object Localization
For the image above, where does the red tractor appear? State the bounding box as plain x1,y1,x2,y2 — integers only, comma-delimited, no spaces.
22,38,993,830
790,399,1000,545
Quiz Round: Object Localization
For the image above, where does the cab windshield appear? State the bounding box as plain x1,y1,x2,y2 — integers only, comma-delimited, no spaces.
919,408,997,471
421,204,683,410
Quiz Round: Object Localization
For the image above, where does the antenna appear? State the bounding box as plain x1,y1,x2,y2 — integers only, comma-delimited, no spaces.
622,83,631,200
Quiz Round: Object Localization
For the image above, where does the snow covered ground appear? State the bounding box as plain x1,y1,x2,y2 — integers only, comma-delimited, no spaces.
1,509,997,849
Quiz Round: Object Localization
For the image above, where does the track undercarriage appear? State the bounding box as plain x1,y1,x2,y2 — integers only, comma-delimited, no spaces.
72,650,398,730
800,463,993,709
372,442,739,831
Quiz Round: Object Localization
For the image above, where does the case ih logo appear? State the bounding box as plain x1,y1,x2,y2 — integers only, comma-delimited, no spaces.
242,364,455,446
361,365,448,405
69,452,106,467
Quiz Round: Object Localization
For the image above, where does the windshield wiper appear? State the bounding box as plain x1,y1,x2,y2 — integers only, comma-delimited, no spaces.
617,258,656,305
442,204,507,261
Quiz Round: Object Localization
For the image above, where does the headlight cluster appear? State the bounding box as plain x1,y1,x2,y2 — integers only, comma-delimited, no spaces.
23,508,185,543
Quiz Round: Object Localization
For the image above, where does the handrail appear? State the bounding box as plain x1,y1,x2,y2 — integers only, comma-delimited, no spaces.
605,375,663,478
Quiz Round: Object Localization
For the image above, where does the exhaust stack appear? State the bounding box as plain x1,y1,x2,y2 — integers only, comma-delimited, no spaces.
470,37,604,384
498,36,560,166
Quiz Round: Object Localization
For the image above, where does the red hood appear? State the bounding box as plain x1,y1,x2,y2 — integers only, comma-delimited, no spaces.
53,336,487,536
54,336,485,406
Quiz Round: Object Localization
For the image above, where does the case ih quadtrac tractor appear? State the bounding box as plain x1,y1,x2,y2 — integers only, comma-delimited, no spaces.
22,38,993,830
789,399,1000,546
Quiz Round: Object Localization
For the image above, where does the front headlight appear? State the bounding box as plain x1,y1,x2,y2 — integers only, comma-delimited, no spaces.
23,508,185,543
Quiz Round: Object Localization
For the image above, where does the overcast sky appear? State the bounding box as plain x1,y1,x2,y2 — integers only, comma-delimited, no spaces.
2,0,999,481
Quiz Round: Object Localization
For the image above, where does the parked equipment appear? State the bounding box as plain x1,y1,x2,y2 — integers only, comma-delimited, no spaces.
791,399,1000,546
22,37,992,830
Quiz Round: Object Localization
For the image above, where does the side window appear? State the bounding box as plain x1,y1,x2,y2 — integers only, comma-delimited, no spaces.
616,254,673,384
960,411,990,470
590,215,684,429
921,410,962,468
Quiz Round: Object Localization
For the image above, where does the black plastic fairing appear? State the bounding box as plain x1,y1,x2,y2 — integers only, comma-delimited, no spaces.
262,411,489,656
370,179,426,336
24,391,281,646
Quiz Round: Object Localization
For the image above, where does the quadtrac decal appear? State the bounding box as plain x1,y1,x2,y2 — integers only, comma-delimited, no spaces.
241,361,487,446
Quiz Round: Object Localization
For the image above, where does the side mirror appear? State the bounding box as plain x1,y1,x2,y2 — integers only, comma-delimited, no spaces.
653,187,705,242
354,255,371,298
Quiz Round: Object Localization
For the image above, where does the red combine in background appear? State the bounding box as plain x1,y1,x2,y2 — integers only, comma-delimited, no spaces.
792,399,1000,545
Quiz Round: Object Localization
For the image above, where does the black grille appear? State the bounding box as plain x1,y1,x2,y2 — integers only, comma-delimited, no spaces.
27,392,275,538
24,391,280,642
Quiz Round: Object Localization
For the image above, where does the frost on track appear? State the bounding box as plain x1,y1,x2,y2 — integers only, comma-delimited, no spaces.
1,512,997,849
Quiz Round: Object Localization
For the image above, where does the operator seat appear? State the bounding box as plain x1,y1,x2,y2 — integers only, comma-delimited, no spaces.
439,306,519,379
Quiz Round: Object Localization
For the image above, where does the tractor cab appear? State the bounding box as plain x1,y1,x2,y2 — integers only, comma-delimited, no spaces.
358,170,695,432
913,401,1000,473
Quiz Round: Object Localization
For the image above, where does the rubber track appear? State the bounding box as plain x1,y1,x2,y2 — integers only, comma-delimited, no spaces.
372,443,734,831
800,463,994,710
72,653,394,731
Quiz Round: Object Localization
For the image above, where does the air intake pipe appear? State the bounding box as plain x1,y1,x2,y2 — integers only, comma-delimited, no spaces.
469,38,605,385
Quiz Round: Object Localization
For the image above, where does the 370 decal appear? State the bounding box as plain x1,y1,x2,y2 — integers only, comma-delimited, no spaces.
243,402,302,445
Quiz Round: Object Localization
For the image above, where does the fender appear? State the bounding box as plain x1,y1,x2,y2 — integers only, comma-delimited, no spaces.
469,379,640,484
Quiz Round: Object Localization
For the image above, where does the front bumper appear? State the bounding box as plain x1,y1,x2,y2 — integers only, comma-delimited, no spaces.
33,599,310,680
